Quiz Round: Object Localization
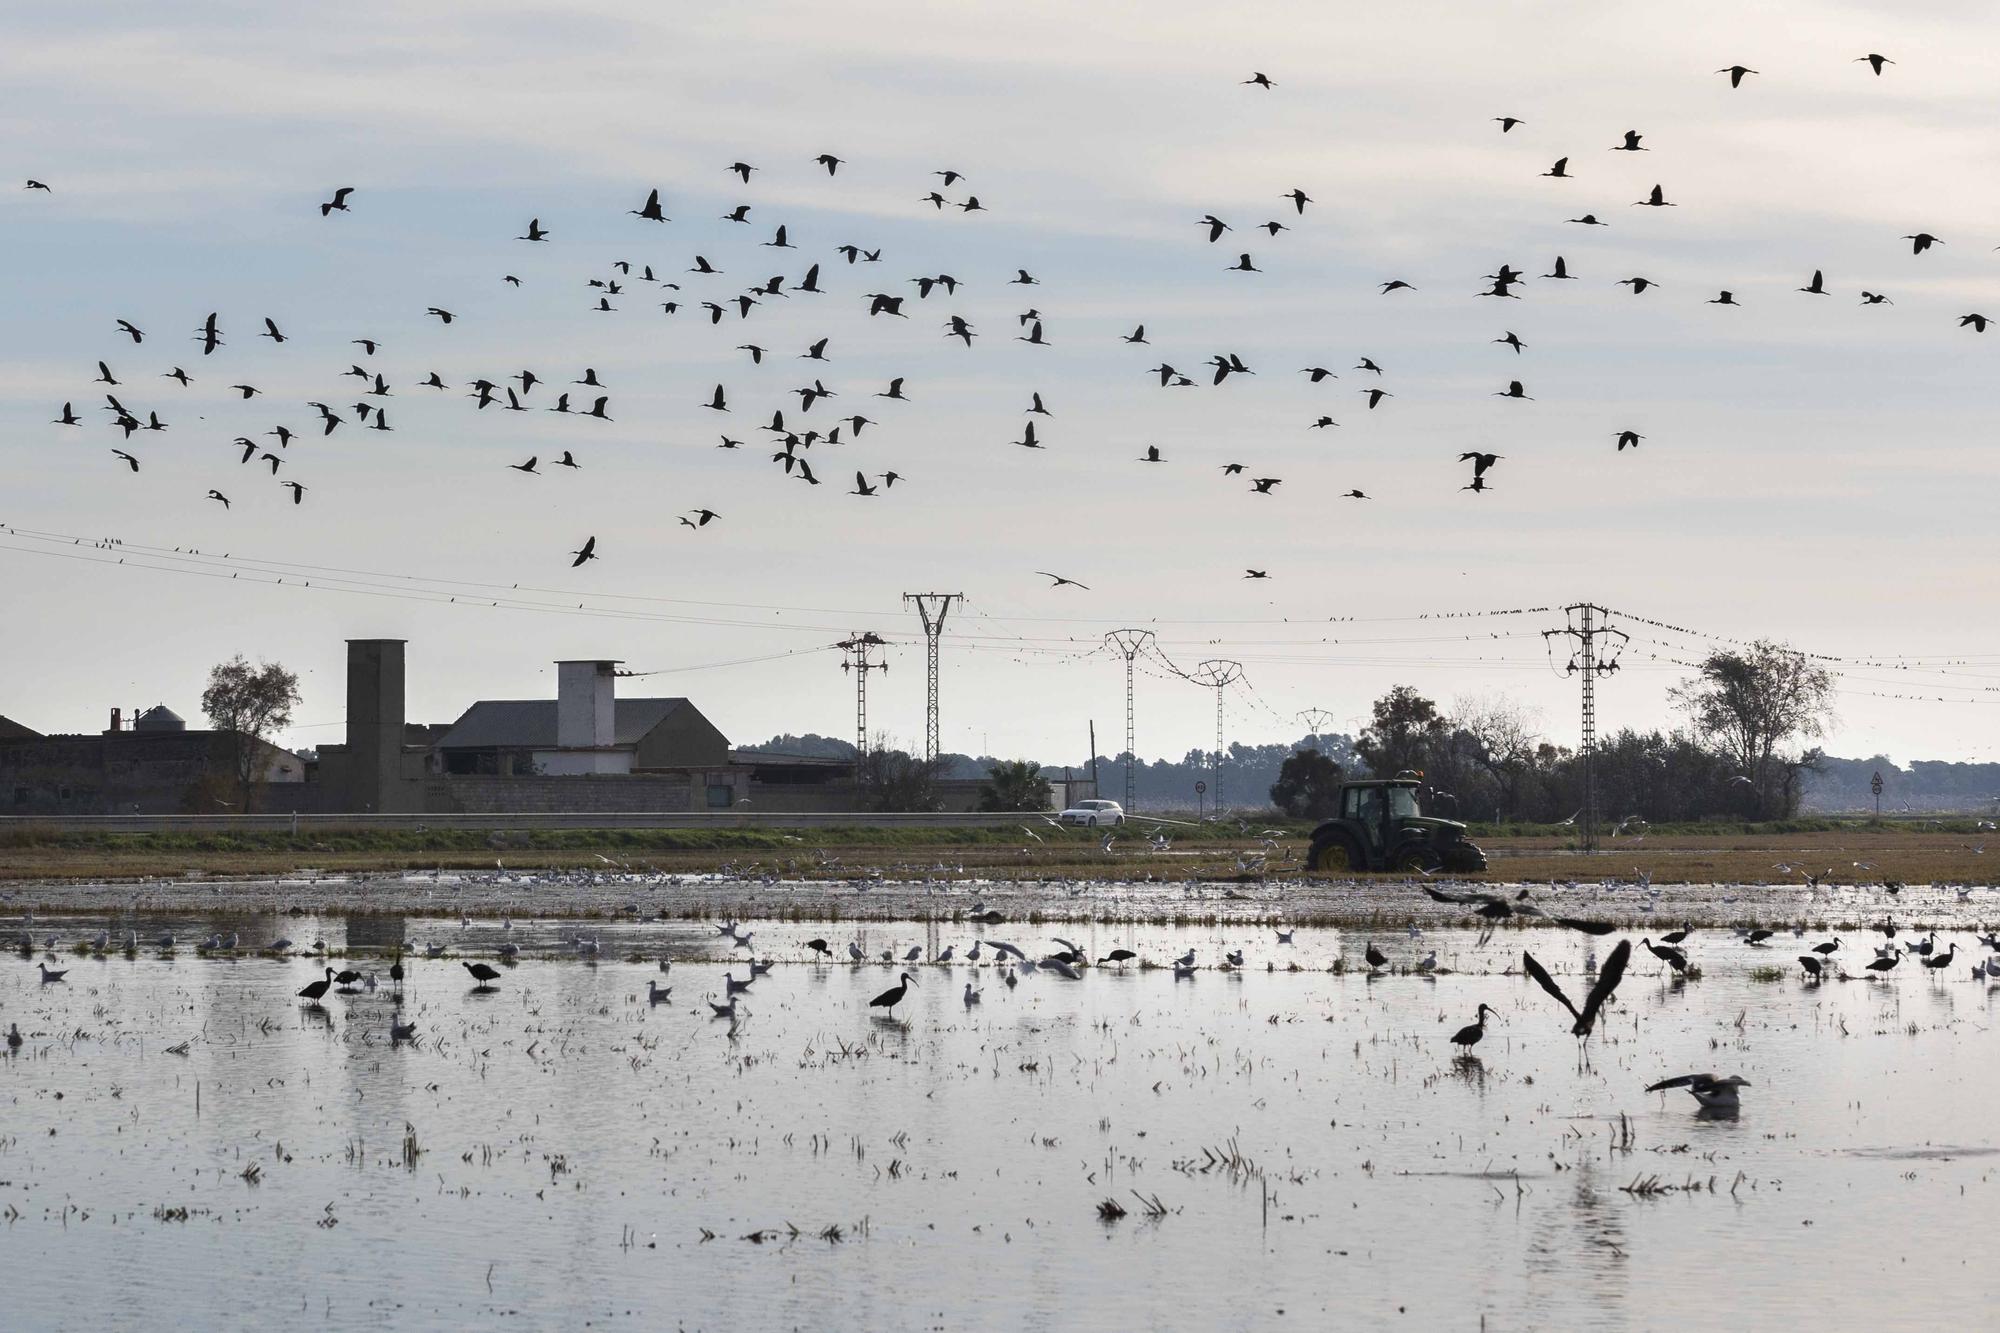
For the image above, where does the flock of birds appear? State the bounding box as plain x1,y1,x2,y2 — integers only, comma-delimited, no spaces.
22,866,2000,1116
25,49,1978,592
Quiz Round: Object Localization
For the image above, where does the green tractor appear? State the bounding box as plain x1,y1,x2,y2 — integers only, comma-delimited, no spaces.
1305,777,1487,874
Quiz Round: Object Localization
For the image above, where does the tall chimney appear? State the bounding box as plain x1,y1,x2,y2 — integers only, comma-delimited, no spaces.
556,660,618,750
346,639,408,812
109,707,121,733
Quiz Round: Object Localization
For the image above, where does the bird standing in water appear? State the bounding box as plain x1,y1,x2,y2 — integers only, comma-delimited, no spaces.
1450,1004,1497,1052
871,972,917,1013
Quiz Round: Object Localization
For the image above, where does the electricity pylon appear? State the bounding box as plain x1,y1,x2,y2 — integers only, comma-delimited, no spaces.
1542,604,1626,852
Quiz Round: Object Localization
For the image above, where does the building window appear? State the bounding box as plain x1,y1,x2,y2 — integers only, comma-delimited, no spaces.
706,783,732,808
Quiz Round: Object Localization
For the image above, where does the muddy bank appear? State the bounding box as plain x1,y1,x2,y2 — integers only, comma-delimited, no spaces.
3,869,1988,932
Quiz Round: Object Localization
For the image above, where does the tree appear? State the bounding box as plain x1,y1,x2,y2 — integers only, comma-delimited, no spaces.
853,734,946,812
199,655,301,813
1270,748,1342,819
1669,641,1835,819
1354,686,1448,779
979,759,1053,812
1452,694,1544,820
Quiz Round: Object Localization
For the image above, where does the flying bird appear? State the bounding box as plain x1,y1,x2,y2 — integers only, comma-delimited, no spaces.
570,536,598,567
1717,65,1758,87
1037,572,1089,590
1521,940,1631,1037
1615,430,1643,451
319,186,354,215
1494,116,1523,132
1856,53,1893,75
1243,72,1275,89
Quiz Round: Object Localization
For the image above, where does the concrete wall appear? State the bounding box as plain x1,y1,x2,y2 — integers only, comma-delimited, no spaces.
344,639,412,813
555,660,617,749
1,733,302,815
424,774,697,814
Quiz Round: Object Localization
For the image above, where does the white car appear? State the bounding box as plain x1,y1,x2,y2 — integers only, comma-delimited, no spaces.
1058,799,1126,827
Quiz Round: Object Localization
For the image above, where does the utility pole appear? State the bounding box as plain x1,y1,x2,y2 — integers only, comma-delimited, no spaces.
836,632,889,755
1105,629,1156,813
901,592,961,763
1542,604,1627,853
1297,708,1337,754
1188,659,1245,812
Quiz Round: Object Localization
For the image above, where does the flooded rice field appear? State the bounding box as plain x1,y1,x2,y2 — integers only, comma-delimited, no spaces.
5,884,2000,1329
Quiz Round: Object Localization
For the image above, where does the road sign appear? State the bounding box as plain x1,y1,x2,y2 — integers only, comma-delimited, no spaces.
1871,770,1883,817
1195,781,1207,794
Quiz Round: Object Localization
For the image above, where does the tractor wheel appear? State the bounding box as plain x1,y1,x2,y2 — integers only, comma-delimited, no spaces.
1393,845,1442,873
1443,841,1488,873
1308,837,1358,873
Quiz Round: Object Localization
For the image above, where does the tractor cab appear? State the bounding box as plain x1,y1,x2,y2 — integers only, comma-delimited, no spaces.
1307,777,1486,874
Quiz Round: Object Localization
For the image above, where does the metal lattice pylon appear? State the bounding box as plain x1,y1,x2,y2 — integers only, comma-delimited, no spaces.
1542,604,1627,852
1105,630,1155,811
836,632,889,755
903,593,962,763
1188,659,1244,811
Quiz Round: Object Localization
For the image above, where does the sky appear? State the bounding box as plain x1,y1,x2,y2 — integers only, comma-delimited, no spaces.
4,0,1998,768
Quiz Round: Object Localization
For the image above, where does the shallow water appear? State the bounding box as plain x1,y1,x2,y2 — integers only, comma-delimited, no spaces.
5,909,1999,1330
